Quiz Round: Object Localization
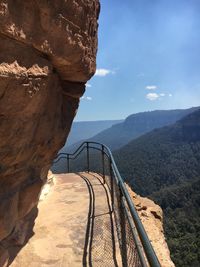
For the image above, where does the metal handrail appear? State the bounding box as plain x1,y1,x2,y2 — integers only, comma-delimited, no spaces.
54,141,161,267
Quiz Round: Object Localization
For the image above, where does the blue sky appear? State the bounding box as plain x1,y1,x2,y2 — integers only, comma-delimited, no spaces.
76,0,200,121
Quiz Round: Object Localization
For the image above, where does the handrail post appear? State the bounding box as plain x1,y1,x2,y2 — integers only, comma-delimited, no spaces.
102,145,105,183
110,159,114,210
86,142,90,173
119,193,128,267
67,154,70,173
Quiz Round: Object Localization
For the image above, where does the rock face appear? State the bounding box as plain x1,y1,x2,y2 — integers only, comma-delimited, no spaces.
127,185,175,267
0,1,99,266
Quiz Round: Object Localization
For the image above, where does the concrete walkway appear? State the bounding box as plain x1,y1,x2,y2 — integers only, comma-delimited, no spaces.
11,173,121,267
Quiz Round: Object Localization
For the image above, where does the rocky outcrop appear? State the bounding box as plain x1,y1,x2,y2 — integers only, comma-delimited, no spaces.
0,1,99,266
127,185,175,267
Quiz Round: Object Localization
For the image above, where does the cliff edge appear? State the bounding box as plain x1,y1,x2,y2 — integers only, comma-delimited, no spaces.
127,185,175,267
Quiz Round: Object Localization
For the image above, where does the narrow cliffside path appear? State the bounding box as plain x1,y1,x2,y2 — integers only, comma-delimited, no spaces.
11,173,121,267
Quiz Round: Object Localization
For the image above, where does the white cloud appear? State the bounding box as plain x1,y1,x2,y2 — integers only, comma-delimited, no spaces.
95,68,115,77
169,93,173,97
81,96,92,101
159,93,165,97
146,85,157,90
86,83,92,88
146,93,159,101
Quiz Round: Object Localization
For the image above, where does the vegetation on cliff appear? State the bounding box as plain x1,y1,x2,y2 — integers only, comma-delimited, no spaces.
114,109,200,267
52,108,200,266
66,107,199,152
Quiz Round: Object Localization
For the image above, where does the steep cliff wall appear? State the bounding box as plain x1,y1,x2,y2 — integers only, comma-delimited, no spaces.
0,1,99,266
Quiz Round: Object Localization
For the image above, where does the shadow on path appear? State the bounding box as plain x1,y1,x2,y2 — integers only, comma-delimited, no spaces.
77,173,119,267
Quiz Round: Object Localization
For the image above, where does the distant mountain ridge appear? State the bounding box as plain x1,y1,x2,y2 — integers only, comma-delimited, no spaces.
63,119,122,149
114,108,200,194
67,107,199,152
113,108,200,267
52,107,200,266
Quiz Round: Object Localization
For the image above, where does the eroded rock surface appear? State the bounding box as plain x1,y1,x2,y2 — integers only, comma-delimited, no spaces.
0,1,99,266
127,185,175,267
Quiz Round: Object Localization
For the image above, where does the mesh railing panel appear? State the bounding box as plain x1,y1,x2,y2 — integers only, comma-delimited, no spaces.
123,207,143,267
53,142,160,267
110,166,143,267
91,213,119,267
78,172,120,267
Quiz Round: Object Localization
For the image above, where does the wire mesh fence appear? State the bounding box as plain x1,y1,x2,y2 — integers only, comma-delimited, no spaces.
77,171,120,267
53,142,160,267
110,165,145,267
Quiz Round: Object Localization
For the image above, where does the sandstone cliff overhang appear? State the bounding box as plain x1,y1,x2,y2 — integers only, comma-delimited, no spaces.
0,0,100,82
0,1,100,266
